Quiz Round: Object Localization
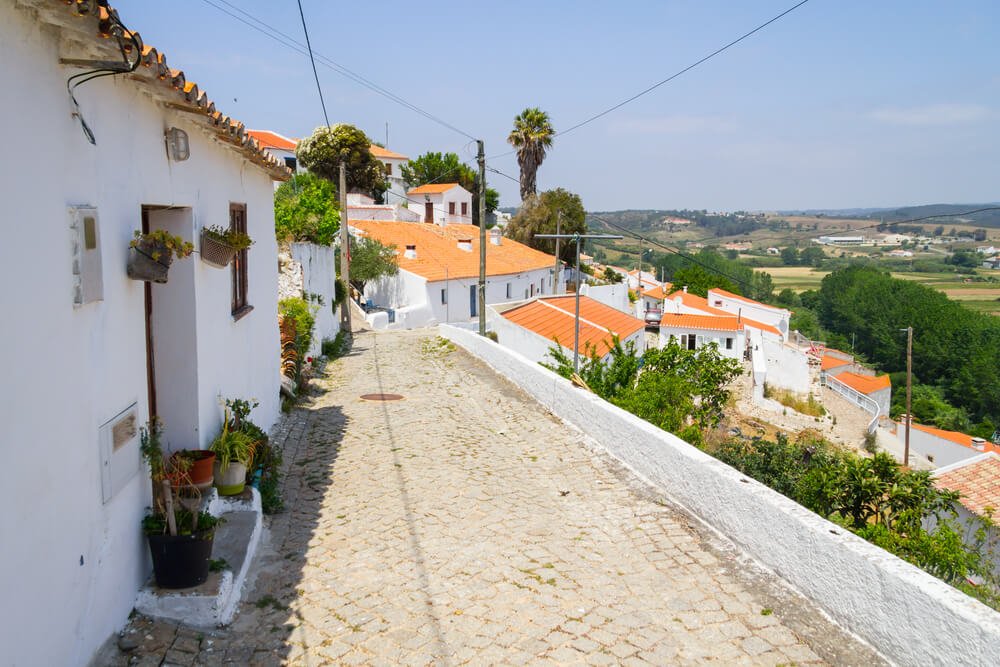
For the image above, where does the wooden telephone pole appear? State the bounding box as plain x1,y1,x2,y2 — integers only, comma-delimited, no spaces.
904,326,913,467
477,140,486,336
339,163,351,331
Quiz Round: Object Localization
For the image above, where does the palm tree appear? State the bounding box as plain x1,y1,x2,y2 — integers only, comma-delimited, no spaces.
507,108,554,201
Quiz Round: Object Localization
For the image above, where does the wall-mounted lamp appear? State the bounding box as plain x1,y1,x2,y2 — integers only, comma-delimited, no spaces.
165,127,190,161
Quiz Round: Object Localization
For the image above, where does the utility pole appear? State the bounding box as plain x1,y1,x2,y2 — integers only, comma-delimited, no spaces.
904,326,913,467
535,232,622,373
553,211,562,294
339,163,351,331
477,140,486,336
638,238,644,280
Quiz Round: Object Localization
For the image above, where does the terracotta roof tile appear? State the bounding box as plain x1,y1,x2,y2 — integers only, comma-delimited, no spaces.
664,290,732,316
42,3,291,180
935,454,1000,515
741,317,782,337
821,353,852,371
836,371,891,395
408,183,463,195
370,144,408,160
502,296,646,358
660,313,742,332
349,220,553,282
247,130,298,151
909,423,1000,455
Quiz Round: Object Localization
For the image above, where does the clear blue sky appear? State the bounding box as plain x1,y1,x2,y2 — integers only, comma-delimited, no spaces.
113,0,999,212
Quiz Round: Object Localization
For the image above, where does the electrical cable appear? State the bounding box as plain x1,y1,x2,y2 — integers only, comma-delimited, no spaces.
200,0,477,141
295,0,330,129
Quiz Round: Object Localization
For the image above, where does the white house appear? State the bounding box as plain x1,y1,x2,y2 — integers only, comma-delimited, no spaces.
0,4,288,665
407,183,473,225
345,193,421,222
659,314,746,360
246,129,300,174
370,144,409,206
350,221,560,328
707,288,791,338
898,421,999,468
492,295,647,365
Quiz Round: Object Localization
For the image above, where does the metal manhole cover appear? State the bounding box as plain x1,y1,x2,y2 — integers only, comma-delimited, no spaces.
360,393,405,401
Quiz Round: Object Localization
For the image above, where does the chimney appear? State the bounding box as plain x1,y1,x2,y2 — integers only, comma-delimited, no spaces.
457,238,473,252
972,437,987,452
490,228,502,246
404,244,417,259
682,285,688,293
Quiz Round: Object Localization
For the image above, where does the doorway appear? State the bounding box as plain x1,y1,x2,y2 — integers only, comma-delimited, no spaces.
424,202,433,223
142,205,199,451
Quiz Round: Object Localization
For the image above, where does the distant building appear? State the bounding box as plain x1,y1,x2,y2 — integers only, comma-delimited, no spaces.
407,183,473,225
369,144,409,206
816,235,865,246
492,295,647,365
766,247,781,255
246,129,301,175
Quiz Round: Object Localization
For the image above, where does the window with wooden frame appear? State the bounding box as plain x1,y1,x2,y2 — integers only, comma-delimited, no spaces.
449,201,456,215
230,203,251,319
461,202,468,217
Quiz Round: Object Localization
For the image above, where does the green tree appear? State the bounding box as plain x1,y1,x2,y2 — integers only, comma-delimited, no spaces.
668,265,739,297
342,237,398,293
297,124,386,199
273,173,340,246
400,151,499,225
508,107,555,200
780,246,800,266
799,246,826,268
775,288,801,308
504,189,586,263
602,267,624,283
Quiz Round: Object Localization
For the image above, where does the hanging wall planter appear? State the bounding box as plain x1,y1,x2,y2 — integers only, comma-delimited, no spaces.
127,230,193,283
199,226,253,269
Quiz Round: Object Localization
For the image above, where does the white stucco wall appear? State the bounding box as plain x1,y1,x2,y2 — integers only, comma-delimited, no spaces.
905,428,982,468
290,242,340,356
406,186,473,225
0,7,281,665
440,324,1000,667
707,289,790,336
758,337,810,393
363,266,558,329
658,327,745,360
579,283,631,314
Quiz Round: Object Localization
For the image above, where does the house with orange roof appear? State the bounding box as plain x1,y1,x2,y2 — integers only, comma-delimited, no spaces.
658,313,746,360
407,182,473,225
2,3,291,664
707,287,791,338
349,221,559,328
933,452,1000,579
246,129,300,173
369,144,409,205
492,296,647,365
819,349,893,417
900,420,1000,468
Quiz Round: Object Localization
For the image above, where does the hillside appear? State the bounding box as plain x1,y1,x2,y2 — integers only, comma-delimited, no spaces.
779,203,1000,227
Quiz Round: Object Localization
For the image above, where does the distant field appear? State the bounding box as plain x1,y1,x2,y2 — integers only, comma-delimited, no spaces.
763,267,1000,316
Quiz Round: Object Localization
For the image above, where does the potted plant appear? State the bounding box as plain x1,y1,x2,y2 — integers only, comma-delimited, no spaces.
168,449,216,490
210,409,256,496
127,230,194,283
140,419,220,589
200,225,253,268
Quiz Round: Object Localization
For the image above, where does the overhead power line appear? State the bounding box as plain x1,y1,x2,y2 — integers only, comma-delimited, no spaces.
200,0,477,141
558,0,813,138
295,0,330,129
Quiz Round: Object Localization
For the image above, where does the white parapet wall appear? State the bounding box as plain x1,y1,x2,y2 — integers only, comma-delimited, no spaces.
440,324,1000,666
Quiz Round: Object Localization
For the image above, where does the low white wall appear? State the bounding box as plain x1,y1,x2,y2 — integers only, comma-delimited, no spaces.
290,242,339,356
760,338,809,393
440,324,1000,667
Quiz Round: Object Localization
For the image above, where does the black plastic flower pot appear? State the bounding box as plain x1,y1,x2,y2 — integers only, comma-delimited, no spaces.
127,245,173,283
146,529,215,589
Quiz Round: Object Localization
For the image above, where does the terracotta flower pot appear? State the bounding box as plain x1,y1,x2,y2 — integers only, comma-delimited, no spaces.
170,450,216,490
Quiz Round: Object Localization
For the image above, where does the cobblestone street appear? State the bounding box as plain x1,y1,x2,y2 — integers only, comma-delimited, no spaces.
108,329,883,666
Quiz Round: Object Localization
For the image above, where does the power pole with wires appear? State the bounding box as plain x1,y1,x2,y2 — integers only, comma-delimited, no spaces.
903,326,913,467
339,163,351,331
553,211,562,293
535,232,622,373
477,140,486,336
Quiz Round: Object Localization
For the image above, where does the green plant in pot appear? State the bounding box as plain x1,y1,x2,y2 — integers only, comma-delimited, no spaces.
140,419,220,589
127,230,194,283
210,409,256,496
168,449,216,490
200,225,254,268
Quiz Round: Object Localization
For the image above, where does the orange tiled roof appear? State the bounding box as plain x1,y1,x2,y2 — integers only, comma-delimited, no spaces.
821,353,852,371
660,313,742,332
664,290,731,316
910,422,984,450
741,317,782,337
836,371,891,395
370,144,408,160
502,296,646,358
247,130,297,151
350,220,553,281
408,183,462,195
33,4,291,180
935,454,1000,515
641,283,673,300
709,288,787,313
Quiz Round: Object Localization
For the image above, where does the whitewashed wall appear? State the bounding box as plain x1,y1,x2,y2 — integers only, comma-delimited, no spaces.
290,242,340,356
906,428,982,468
707,289,790,336
580,283,630,314
759,337,810,393
440,324,1000,667
0,6,281,665
658,327,745,360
